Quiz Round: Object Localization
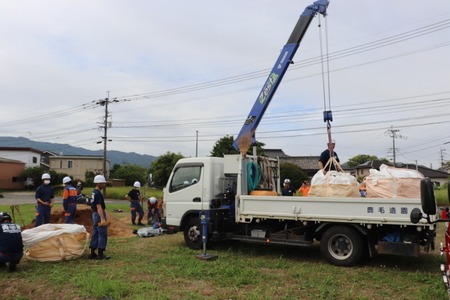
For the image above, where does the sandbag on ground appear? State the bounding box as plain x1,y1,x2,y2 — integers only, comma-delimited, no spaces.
22,224,89,262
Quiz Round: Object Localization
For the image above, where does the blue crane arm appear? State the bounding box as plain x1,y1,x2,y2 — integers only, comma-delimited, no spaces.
233,0,329,152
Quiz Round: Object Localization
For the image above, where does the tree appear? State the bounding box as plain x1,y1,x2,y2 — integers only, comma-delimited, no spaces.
19,166,46,189
149,152,185,187
280,163,308,191
19,166,68,190
84,171,96,187
109,164,121,178
210,135,265,157
346,154,389,168
112,164,147,186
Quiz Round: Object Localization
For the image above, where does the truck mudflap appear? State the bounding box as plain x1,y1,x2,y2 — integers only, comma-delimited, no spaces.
377,241,420,257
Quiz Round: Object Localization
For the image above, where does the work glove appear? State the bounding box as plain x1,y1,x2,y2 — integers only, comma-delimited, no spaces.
100,218,107,226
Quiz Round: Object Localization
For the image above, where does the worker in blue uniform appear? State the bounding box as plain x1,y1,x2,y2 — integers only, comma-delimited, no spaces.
318,139,343,173
88,175,110,260
62,176,78,224
0,212,23,272
147,197,162,224
126,181,144,226
34,173,55,227
282,179,296,196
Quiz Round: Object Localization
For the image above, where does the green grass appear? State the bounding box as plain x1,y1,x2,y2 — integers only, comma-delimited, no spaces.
0,204,448,299
435,188,449,206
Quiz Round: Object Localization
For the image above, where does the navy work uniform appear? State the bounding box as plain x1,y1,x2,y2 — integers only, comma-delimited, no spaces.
35,183,54,226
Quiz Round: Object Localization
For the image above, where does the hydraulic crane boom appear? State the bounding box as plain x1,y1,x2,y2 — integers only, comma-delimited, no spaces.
233,0,329,153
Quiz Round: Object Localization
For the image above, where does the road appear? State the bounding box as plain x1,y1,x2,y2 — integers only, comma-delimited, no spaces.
0,192,127,206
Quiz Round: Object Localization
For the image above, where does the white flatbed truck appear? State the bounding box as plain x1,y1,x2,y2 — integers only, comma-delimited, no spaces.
163,154,436,266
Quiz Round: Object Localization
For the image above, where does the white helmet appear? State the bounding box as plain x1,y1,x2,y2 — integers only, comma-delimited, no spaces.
42,173,51,180
191,178,198,184
284,179,290,184
148,197,158,205
62,176,72,184
133,181,141,188
93,175,107,183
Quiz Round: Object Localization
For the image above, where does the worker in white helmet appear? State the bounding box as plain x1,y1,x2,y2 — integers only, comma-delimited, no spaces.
62,176,77,224
89,175,110,260
282,179,296,196
318,138,343,173
126,181,144,226
34,173,55,227
147,197,162,224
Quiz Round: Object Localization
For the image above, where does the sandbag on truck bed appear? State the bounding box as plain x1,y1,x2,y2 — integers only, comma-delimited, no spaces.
308,170,360,197
366,164,424,198
21,224,89,262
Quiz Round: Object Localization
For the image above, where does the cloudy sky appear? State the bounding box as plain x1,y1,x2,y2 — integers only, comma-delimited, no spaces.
1,0,449,169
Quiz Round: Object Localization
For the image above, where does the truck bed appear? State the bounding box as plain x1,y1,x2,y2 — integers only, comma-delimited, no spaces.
237,195,432,226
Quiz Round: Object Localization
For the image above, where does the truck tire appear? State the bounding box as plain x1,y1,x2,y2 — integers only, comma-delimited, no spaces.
184,217,202,249
320,225,364,267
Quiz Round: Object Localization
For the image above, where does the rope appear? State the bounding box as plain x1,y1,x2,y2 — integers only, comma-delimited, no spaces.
247,162,261,192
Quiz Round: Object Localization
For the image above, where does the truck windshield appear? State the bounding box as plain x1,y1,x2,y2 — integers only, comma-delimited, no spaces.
169,166,202,192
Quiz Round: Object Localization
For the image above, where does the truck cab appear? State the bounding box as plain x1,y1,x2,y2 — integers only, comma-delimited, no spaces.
163,157,235,230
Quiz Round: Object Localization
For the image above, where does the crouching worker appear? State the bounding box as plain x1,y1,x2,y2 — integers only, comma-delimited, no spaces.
89,175,110,260
0,212,23,272
147,197,161,225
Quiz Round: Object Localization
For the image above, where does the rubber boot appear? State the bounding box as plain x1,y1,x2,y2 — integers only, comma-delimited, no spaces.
88,248,97,259
8,262,17,272
97,249,111,260
137,219,144,226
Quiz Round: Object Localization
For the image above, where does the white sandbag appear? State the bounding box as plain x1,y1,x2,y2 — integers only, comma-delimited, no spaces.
22,224,89,261
22,224,87,247
366,164,423,198
308,170,360,197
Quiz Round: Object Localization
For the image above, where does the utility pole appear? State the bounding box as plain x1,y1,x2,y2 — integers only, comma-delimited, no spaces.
385,125,406,167
95,91,116,197
103,91,109,182
196,130,198,157
440,148,446,167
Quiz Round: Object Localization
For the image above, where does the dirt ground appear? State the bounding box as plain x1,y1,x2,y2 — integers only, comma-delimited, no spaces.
24,205,139,238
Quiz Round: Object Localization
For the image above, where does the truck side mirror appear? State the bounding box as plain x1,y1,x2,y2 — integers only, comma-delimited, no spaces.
420,177,436,216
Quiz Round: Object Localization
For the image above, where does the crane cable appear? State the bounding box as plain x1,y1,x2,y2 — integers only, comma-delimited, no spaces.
318,13,339,171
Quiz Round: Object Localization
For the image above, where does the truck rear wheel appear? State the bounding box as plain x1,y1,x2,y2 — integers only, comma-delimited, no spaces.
184,217,202,249
320,225,364,267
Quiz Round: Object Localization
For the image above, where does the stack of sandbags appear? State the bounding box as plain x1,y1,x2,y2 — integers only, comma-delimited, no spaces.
308,170,360,197
366,164,424,198
21,224,89,261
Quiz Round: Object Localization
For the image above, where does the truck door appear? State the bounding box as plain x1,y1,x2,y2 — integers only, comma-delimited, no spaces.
165,162,205,226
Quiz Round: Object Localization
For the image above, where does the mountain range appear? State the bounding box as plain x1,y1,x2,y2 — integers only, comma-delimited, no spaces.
0,136,158,168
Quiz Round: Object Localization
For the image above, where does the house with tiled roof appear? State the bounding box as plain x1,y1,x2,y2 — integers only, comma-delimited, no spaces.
264,149,319,178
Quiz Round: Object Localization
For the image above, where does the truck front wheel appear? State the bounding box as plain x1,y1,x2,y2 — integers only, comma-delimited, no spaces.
320,225,364,267
184,217,202,249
